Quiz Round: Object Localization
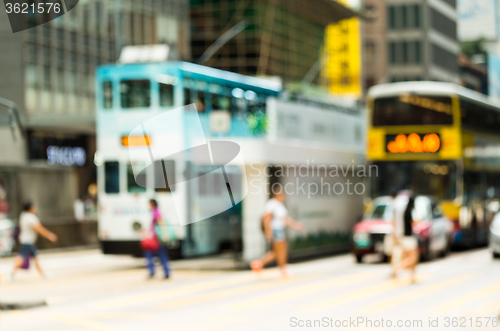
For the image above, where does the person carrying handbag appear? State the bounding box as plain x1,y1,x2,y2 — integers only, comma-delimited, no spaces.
142,199,172,279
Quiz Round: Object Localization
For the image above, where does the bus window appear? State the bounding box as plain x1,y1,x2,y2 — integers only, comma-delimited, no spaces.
127,162,146,193
120,79,151,109
154,160,175,192
159,82,174,107
102,81,113,109
373,95,453,126
104,161,120,194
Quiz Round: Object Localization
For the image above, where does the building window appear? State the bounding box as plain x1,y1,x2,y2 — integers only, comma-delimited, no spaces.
388,6,396,29
432,44,458,73
120,79,151,109
402,6,408,28
104,161,120,194
365,41,377,62
415,41,422,63
154,160,175,192
413,5,421,28
25,64,38,87
102,81,113,109
43,65,51,90
389,42,397,64
402,42,409,63
56,69,64,91
431,8,457,40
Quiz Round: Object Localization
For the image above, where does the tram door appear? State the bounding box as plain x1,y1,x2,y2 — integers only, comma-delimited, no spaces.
183,164,243,257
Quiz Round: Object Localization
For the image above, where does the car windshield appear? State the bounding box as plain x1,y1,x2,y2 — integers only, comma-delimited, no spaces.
363,203,393,221
364,196,431,222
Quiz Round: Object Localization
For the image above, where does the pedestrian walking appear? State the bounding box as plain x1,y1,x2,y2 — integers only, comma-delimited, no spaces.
142,199,171,279
251,189,304,278
10,202,58,281
391,195,419,282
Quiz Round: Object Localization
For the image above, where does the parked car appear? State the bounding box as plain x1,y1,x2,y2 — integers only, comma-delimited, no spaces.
489,213,500,259
352,195,453,263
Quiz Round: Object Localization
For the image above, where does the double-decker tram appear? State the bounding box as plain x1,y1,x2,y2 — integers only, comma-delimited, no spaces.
367,81,500,247
95,61,281,258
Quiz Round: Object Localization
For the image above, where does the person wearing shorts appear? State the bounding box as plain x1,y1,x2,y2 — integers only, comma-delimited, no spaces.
391,196,419,282
251,189,304,278
10,202,57,281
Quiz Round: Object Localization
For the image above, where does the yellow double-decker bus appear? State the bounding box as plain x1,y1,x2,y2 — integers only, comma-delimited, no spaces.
367,81,500,247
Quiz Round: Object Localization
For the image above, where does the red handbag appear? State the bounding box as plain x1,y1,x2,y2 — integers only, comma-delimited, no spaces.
141,234,160,251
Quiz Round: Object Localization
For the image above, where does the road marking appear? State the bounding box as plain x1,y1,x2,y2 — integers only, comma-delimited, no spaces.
158,273,321,309
90,273,259,310
45,314,125,331
301,273,431,312
362,273,477,313
462,296,500,318
433,280,500,314
229,272,374,311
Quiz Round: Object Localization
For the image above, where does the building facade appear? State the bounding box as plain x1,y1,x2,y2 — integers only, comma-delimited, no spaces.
363,0,459,89
0,0,189,247
190,0,357,83
362,0,388,91
386,0,458,83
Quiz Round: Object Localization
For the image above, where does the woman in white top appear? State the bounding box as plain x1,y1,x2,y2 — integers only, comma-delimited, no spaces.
251,190,304,278
391,196,419,282
10,202,58,280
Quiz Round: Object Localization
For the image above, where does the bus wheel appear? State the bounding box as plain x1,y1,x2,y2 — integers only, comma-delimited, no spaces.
355,255,363,263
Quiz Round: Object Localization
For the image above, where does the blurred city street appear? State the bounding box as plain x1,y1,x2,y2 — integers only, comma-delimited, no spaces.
1,249,500,331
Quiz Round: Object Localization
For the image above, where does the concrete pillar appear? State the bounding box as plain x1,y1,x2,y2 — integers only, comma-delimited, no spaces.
242,162,269,262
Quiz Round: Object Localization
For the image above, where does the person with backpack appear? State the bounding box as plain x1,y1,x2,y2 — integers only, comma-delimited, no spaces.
250,189,304,278
142,199,171,279
9,202,58,281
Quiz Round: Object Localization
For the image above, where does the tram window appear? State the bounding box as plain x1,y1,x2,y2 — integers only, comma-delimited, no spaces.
218,95,230,111
373,95,453,126
184,88,191,106
159,82,174,107
195,90,205,113
211,93,219,110
199,172,207,195
102,81,113,109
154,160,175,192
127,163,146,193
120,79,151,109
213,172,222,195
104,161,119,194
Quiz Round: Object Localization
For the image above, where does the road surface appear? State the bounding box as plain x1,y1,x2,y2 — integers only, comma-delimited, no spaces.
0,248,499,331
